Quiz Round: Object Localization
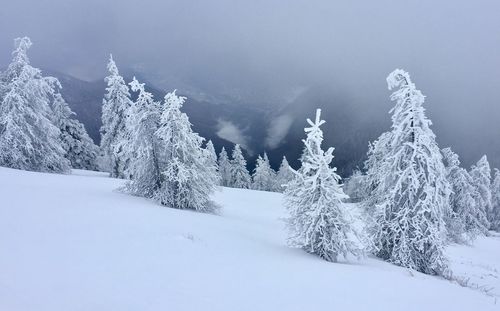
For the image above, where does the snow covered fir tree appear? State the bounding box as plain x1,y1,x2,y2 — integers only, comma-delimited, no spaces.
120,79,218,212
100,55,133,178
51,91,99,170
491,169,500,231
363,69,450,275
217,147,232,187
0,37,96,173
124,77,162,197
0,37,69,173
441,147,489,242
344,169,369,203
252,152,276,191
204,140,221,186
285,109,364,262
152,91,219,212
275,156,294,192
470,156,493,230
230,144,251,189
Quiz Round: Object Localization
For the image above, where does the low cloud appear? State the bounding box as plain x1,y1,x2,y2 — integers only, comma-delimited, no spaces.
216,119,250,151
265,114,294,149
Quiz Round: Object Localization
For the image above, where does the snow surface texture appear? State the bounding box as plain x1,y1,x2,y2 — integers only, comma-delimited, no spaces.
0,167,499,310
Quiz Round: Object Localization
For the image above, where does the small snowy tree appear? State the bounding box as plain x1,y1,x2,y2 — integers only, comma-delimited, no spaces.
51,91,99,170
470,156,493,230
275,156,294,192
490,169,500,231
218,147,232,187
442,148,488,241
230,144,251,189
0,37,70,173
344,169,369,203
154,90,218,212
366,69,450,275
252,152,276,191
125,77,162,197
285,109,364,262
204,140,221,186
100,55,133,178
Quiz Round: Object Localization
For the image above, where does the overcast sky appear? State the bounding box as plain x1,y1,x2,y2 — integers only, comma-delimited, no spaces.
1,0,499,166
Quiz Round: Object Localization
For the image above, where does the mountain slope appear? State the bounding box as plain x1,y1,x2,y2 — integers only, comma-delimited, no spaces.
0,167,499,310
46,70,106,142
48,71,500,175
49,71,377,174
50,70,266,162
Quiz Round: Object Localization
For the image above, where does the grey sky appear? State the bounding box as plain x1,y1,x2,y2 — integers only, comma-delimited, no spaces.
1,0,499,167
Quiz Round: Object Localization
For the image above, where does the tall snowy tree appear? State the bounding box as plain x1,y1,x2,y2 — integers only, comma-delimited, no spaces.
490,169,500,231
218,147,232,187
0,37,70,173
470,155,493,229
100,55,133,178
154,90,218,212
442,148,488,241
275,156,294,192
204,140,221,186
125,77,162,197
252,152,276,191
230,144,251,189
51,91,99,170
285,109,364,262
365,69,450,275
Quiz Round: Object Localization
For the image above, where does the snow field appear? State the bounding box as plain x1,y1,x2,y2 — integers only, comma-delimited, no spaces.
0,167,498,310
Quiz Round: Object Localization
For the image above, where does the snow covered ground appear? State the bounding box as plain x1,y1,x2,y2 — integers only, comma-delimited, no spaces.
0,167,499,310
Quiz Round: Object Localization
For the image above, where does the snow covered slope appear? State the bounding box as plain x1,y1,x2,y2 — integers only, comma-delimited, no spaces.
0,167,499,310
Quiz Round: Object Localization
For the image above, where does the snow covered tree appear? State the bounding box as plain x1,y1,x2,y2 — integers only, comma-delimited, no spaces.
275,156,294,192
51,91,99,170
442,148,488,241
154,90,218,212
252,152,276,191
344,169,369,203
470,155,493,229
490,169,500,231
365,69,450,275
285,109,364,262
100,55,133,178
230,144,251,189
125,77,162,197
218,147,232,187
363,132,392,203
0,37,70,173
203,140,221,186
0,69,4,93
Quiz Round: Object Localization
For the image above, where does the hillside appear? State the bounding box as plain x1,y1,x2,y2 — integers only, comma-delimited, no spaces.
47,70,500,175
46,70,386,174
0,167,499,310
49,70,268,169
